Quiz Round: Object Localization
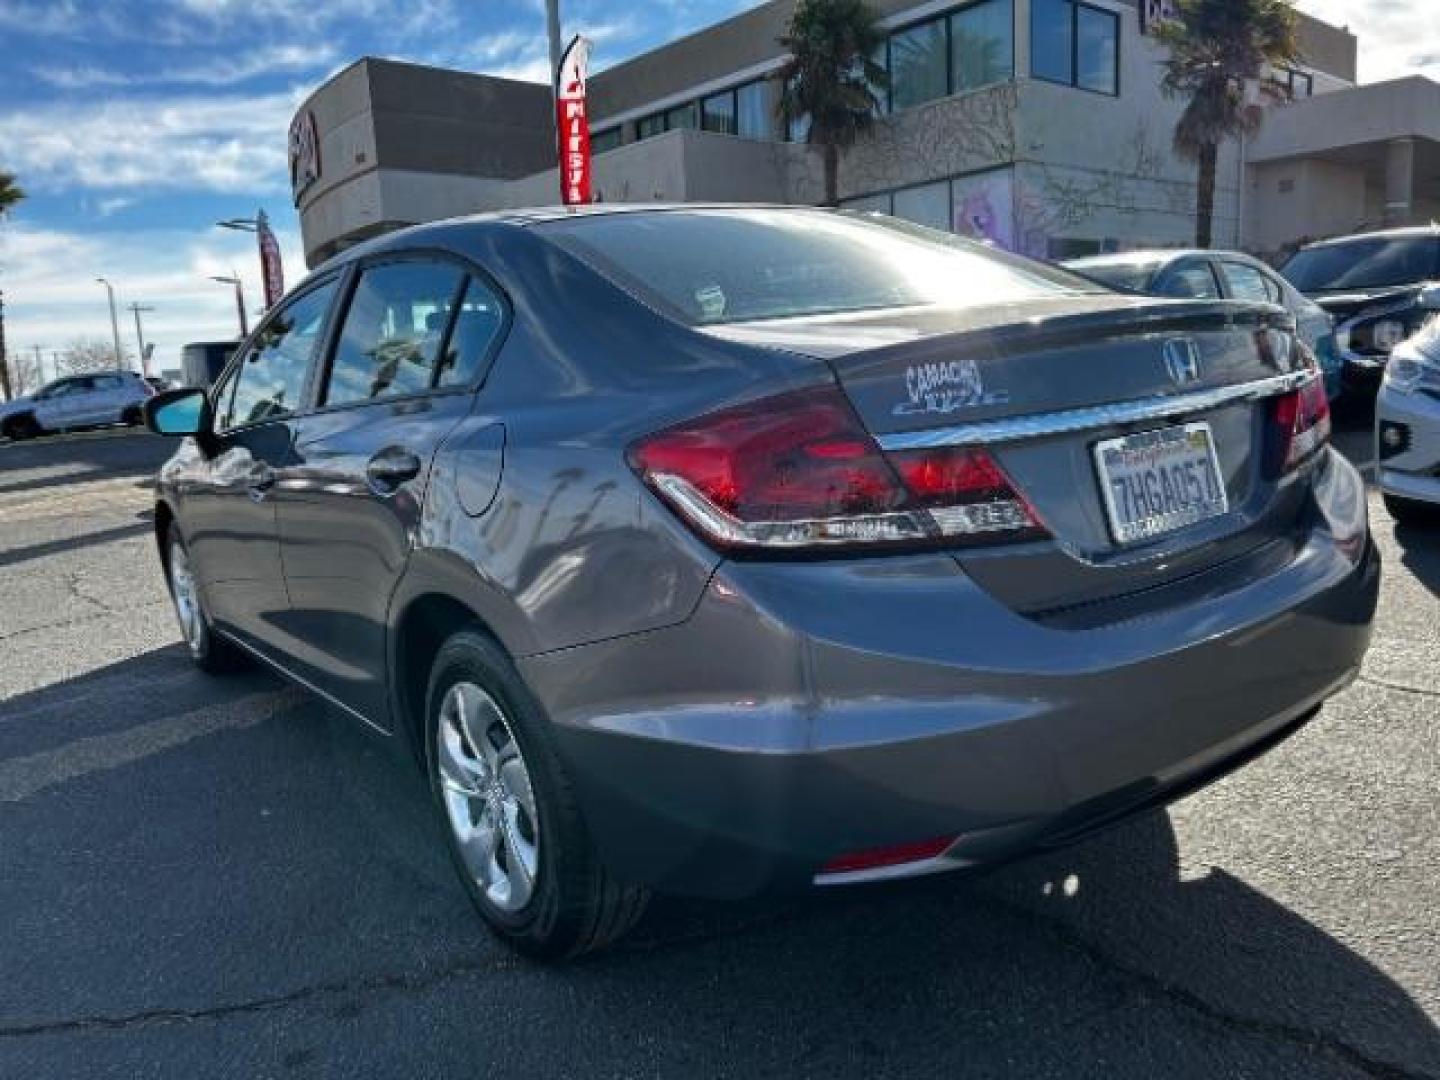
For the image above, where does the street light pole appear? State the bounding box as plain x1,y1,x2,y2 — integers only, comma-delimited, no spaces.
545,0,563,87
95,277,124,369
127,302,155,374
210,275,248,337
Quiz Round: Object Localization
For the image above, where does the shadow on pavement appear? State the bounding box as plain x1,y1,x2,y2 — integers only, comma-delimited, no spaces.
0,519,153,571
1393,519,1440,596
0,432,171,496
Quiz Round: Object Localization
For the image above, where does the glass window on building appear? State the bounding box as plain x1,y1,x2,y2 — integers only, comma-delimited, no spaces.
638,113,665,140
665,102,699,131
1031,0,1074,85
892,180,952,232
951,0,1013,93
787,106,812,144
590,127,623,154
1076,4,1118,94
701,91,737,135
889,18,949,111
1033,0,1119,95
736,80,769,139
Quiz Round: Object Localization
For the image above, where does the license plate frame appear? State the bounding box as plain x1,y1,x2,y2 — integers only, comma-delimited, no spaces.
1094,422,1228,545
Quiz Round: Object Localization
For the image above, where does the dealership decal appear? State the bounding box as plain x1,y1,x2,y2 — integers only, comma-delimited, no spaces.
555,35,593,206
894,359,1008,417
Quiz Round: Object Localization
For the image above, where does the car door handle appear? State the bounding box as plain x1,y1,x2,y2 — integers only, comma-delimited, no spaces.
366,448,422,494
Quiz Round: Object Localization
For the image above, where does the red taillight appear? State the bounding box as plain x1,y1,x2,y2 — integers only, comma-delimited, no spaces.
1270,375,1331,475
628,386,1047,552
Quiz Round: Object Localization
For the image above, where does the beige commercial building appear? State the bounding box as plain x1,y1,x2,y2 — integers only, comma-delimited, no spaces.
288,0,1436,269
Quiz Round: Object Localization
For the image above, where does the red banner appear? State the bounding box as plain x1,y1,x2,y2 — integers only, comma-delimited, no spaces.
257,210,284,308
555,35,593,206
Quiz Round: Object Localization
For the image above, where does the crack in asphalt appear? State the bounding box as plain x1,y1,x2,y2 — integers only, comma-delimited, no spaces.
3,889,1433,1080
0,953,522,1041
1358,674,1440,699
0,598,167,645
980,890,1438,1080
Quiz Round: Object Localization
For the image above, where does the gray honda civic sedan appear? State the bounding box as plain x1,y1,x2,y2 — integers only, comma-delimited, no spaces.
145,206,1378,957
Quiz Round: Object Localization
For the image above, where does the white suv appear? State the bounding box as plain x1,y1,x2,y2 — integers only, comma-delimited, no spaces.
0,371,154,441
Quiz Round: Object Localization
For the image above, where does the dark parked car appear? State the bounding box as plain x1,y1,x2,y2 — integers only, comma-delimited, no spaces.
145,207,1378,957
1065,249,1342,399
1281,227,1440,395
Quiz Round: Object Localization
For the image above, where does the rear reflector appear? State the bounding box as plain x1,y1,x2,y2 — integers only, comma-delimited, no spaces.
629,385,1047,552
818,836,956,876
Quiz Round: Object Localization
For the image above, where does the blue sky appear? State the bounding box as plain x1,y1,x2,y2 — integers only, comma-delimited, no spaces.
0,0,1434,383
0,0,746,382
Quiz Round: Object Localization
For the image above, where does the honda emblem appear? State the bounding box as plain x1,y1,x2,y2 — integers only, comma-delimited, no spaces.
1162,338,1202,386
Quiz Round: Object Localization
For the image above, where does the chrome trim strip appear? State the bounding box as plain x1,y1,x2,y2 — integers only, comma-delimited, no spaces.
216,629,392,736
876,370,1315,451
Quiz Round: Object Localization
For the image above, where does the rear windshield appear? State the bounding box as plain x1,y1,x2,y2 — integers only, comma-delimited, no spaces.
1066,261,1159,293
539,209,1095,326
1282,236,1440,292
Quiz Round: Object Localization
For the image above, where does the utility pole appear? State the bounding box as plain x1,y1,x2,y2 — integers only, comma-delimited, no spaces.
96,277,124,369
127,302,154,374
0,289,11,402
545,0,563,90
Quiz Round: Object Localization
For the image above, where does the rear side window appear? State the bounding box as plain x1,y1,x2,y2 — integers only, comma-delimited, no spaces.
324,262,467,407
1158,262,1222,299
1220,262,1280,304
221,280,338,429
437,278,506,388
1282,237,1440,292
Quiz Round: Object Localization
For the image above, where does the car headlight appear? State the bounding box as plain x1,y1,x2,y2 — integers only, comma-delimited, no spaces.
1384,320,1440,392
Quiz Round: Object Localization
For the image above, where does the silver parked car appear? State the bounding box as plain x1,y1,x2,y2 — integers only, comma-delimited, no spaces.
0,370,153,440
142,207,1378,957
1065,249,1342,399
1375,285,1440,522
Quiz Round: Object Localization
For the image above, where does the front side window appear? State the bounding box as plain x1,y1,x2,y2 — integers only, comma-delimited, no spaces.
221,280,338,429
890,18,949,111
952,0,1014,93
541,208,1095,327
324,262,466,407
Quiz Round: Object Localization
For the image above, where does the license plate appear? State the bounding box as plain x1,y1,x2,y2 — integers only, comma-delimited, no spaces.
1094,423,1227,545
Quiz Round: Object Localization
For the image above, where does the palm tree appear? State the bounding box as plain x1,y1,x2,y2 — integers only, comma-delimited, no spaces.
0,171,22,402
1155,0,1299,248
0,171,23,216
777,0,888,207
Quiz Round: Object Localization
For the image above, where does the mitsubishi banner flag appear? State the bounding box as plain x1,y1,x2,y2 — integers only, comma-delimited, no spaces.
257,209,285,309
555,34,593,206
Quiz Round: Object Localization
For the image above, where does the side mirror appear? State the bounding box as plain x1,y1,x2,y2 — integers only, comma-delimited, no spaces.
145,387,211,437
1418,284,1440,312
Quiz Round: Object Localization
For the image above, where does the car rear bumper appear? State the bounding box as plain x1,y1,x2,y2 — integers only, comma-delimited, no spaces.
1377,381,1440,506
520,450,1378,899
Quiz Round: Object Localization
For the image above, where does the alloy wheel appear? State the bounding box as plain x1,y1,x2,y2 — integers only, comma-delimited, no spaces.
168,541,205,656
436,681,541,913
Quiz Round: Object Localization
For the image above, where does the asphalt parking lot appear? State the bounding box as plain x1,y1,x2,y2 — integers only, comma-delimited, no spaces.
0,418,1436,1079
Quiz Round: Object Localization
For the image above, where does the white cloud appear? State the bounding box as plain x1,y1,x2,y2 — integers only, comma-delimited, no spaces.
0,89,303,195
0,221,309,380
1294,0,1440,84
32,43,338,89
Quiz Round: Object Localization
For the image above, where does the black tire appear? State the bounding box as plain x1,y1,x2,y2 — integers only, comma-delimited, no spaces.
162,528,248,675
425,630,649,958
3,413,40,441
121,405,143,427
1383,493,1439,526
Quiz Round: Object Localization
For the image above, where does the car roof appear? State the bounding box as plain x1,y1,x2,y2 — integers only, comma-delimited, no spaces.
1066,249,1267,269
1300,225,1440,250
